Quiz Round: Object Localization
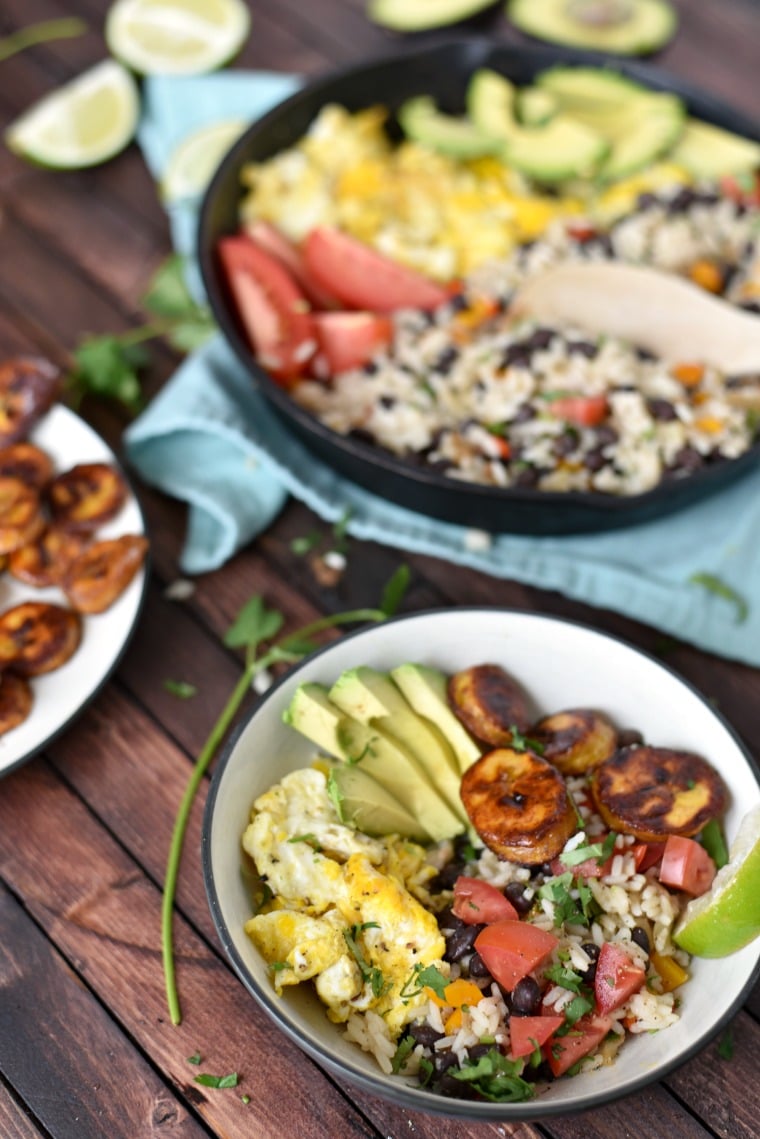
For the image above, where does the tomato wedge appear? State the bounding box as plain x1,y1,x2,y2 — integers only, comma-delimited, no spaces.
508,1015,564,1059
304,226,451,313
452,877,519,925
633,841,666,872
245,220,340,310
658,834,716,896
545,1013,614,1078
217,235,316,383
548,395,609,427
474,920,559,991
312,312,393,376
594,942,646,1014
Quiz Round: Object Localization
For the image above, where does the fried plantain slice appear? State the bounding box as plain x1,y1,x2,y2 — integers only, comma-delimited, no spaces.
0,442,54,490
0,476,45,554
8,526,90,588
530,708,618,775
0,602,81,676
590,745,727,841
63,534,148,614
0,672,33,736
0,356,61,446
448,664,531,747
48,462,128,533
460,746,577,865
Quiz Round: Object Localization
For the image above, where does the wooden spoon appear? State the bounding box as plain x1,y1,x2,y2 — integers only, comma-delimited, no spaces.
510,262,760,403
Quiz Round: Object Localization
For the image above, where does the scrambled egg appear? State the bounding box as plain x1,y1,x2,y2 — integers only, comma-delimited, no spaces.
240,105,693,281
243,767,446,1035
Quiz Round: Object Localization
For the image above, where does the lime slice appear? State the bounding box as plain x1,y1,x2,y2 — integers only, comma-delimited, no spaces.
161,119,248,202
5,59,139,169
674,805,760,957
105,0,251,75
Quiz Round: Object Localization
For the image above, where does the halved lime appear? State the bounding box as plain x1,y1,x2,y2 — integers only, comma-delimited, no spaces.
161,118,248,202
674,805,760,957
105,0,251,76
5,59,140,170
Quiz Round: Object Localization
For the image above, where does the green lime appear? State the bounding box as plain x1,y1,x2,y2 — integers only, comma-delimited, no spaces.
105,0,251,76
674,804,760,957
160,119,248,202
5,59,140,170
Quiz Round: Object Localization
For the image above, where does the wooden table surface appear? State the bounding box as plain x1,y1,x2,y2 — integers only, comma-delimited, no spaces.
1,2,759,1137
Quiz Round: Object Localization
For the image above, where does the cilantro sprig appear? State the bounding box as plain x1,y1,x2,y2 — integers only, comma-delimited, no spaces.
343,923,387,998
400,962,448,1003
451,1049,534,1103
559,832,616,869
162,566,410,1025
69,255,216,413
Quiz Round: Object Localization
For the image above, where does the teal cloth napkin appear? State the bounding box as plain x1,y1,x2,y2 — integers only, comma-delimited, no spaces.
124,71,760,667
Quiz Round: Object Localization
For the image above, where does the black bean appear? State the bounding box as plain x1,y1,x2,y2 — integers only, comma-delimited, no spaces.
580,942,600,981
378,395,396,410
617,728,644,749
467,1043,494,1063
445,922,484,963
454,832,479,860
432,861,465,891
504,881,533,915
448,292,469,313
512,464,540,488
502,343,531,369
434,345,459,374
553,431,578,458
437,905,459,929
567,339,598,359
631,926,651,955
433,1050,460,1075
636,191,661,211
467,951,492,979
512,402,537,425
647,398,678,422
669,445,705,475
526,327,555,352
510,976,541,1016
362,359,379,375
583,446,607,472
409,1023,443,1048
594,425,619,447
347,428,376,445
667,187,696,214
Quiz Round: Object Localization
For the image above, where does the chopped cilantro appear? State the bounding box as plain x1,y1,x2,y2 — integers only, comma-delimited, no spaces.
451,1049,534,1103
287,833,323,851
400,962,448,1002
418,1057,434,1086
558,995,594,1030
543,963,586,994
194,1072,239,1089
164,679,198,699
240,1094,251,1105
509,725,545,755
343,925,388,998
560,832,616,869
290,530,321,556
325,770,345,822
391,1034,416,1074
688,572,749,624
538,872,598,928
270,961,290,973
187,1052,202,1065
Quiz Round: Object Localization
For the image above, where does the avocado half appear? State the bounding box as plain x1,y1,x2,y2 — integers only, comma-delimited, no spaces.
368,0,497,32
507,0,677,55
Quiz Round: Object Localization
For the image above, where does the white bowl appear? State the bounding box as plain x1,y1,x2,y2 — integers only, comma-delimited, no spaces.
202,609,760,1120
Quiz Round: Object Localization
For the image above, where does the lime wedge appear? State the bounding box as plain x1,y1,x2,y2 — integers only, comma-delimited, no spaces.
5,59,140,169
105,0,251,76
674,805,760,957
161,119,248,202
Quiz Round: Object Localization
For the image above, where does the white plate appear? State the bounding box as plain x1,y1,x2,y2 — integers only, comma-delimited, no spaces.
0,405,148,777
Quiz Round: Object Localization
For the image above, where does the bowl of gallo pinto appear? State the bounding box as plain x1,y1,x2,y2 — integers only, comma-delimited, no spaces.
202,609,760,1120
199,38,760,535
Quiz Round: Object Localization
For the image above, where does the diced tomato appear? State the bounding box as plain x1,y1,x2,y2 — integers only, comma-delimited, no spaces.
544,1013,614,1078
474,920,559,992
312,311,392,376
719,173,760,207
452,877,519,925
508,1015,564,1059
633,841,666,872
550,838,614,880
594,942,646,1014
548,395,609,427
566,222,600,243
217,235,316,383
304,226,451,313
245,220,340,310
658,834,716,896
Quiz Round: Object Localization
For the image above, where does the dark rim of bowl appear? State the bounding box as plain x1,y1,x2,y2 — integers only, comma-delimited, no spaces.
0,406,151,780
202,607,760,1120
198,37,760,525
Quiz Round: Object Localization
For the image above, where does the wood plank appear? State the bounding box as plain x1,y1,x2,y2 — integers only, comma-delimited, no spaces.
0,763,381,1139
0,1084,46,1139
0,883,206,1139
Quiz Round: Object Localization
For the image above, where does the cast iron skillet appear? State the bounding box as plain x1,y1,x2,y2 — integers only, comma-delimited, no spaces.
198,38,760,535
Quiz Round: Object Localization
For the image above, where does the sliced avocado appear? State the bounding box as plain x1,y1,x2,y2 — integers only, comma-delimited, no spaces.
518,87,558,127
598,95,685,179
390,663,482,776
322,761,430,841
467,67,607,182
508,0,677,56
536,64,647,107
329,667,466,822
285,683,464,841
397,96,496,159
368,0,496,32
670,118,760,179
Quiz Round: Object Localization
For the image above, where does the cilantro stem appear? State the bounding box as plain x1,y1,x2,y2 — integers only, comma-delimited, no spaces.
161,601,401,1024
0,18,87,61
